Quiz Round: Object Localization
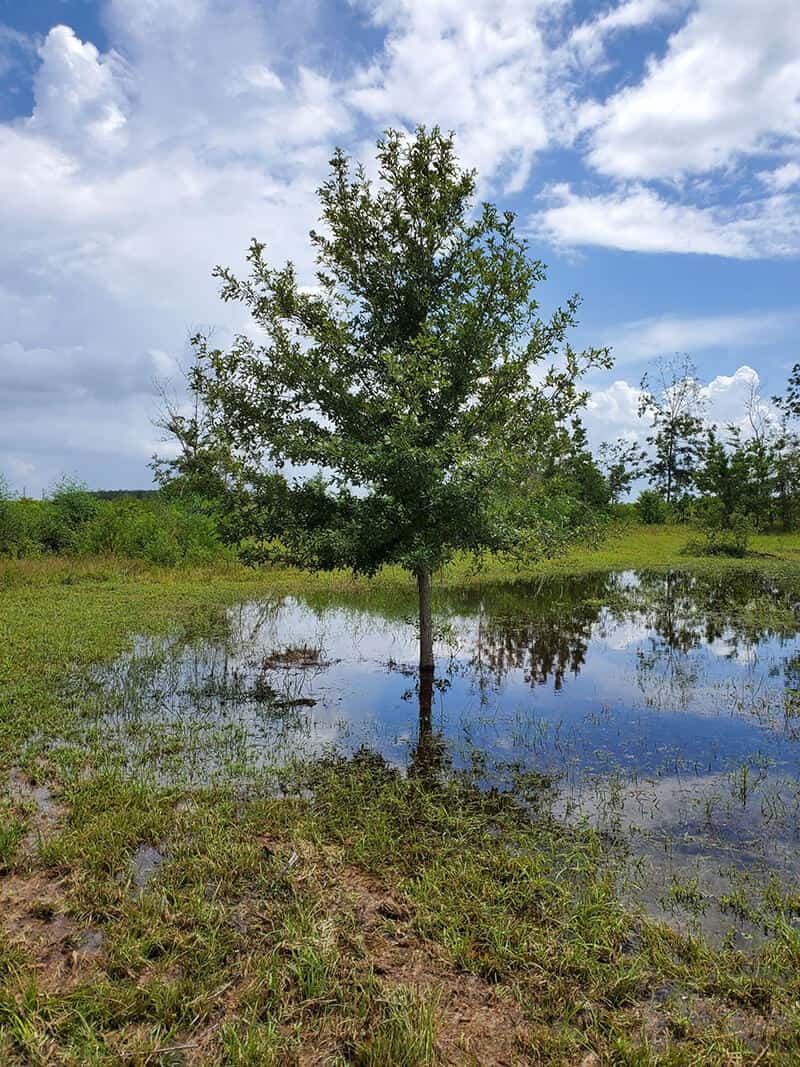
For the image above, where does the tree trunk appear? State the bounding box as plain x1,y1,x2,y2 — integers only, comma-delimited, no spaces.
666,447,673,505
411,666,436,781
416,568,434,672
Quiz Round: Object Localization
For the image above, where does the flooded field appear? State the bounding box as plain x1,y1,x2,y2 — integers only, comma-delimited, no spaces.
96,569,800,940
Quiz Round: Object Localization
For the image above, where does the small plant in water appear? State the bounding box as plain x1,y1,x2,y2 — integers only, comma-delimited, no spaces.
262,644,325,669
663,875,706,916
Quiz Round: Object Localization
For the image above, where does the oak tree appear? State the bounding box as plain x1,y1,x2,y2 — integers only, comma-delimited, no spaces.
174,127,610,673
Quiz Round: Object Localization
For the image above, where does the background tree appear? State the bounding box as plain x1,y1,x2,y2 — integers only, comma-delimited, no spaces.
152,382,287,549
771,369,800,530
694,428,737,522
597,438,646,503
737,374,776,523
550,420,612,512
774,362,800,420
638,354,705,506
169,127,611,673
770,416,800,531
696,374,792,532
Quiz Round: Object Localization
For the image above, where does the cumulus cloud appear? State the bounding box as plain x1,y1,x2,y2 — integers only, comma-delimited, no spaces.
532,183,800,258
0,5,351,492
583,365,776,454
584,379,645,444
28,25,130,152
582,0,800,181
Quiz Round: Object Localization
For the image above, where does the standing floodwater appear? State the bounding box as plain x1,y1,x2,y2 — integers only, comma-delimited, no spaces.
96,569,800,939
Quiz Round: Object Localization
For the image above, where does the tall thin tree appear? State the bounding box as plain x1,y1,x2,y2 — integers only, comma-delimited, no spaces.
638,354,705,505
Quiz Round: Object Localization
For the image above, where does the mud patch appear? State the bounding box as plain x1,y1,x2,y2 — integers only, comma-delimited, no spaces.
8,770,68,861
0,872,105,992
331,868,529,1064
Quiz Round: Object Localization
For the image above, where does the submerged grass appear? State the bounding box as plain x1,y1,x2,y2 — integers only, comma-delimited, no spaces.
2,526,800,1062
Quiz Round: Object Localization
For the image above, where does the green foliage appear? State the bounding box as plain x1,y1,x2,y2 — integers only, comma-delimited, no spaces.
0,481,227,565
172,127,611,581
638,354,705,505
635,489,671,525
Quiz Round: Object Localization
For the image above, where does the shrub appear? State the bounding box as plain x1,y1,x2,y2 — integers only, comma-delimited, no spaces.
0,475,229,564
0,477,19,556
635,490,670,525
0,481,48,557
39,479,100,552
610,502,638,523
75,498,228,564
687,500,753,558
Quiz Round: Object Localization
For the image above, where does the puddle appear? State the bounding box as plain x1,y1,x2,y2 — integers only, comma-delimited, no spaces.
94,568,800,939
76,928,105,953
9,772,60,818
130,845,163,890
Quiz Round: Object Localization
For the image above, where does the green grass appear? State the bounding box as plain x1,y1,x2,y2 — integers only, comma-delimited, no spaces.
2,526,800,1062
466,523,800,579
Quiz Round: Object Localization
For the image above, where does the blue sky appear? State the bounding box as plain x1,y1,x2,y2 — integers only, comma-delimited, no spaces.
1,0,798,493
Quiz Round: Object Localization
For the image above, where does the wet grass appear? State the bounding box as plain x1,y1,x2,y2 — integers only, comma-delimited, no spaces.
3,528,800,1061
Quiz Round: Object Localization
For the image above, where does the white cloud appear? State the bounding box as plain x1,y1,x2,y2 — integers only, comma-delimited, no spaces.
230,64,284,95
606,310,800,364
758,161,800,193
348,0,565,193
568,0,689,65
582,0,800,181
532,182,800,258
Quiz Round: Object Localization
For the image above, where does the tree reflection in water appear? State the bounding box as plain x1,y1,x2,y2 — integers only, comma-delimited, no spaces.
97,567,800,788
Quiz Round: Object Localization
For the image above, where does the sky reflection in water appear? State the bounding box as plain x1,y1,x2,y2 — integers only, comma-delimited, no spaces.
100,569,800,938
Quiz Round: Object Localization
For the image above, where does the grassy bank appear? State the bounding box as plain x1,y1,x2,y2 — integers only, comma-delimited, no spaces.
460,524,800,581
2,527,800,1063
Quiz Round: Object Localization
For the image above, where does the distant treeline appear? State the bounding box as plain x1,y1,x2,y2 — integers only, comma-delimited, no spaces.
0,479,226,565
91,489,160,501
595,354,800,551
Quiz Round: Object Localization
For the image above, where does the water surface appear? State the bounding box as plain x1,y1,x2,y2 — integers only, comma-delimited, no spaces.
98,569,800,940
